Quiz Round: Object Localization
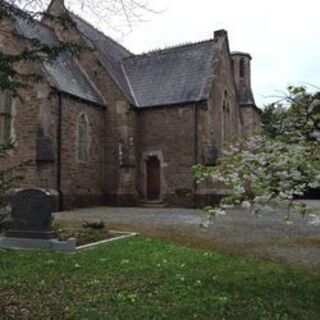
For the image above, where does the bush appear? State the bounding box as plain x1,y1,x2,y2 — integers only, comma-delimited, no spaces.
82,220,106,230
195,86,320,217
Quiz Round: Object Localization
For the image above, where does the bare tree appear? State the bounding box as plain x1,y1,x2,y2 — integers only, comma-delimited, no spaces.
0,0,160,90
9,0,158,35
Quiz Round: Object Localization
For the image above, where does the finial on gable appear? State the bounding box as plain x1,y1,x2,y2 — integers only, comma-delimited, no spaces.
47,0,66,16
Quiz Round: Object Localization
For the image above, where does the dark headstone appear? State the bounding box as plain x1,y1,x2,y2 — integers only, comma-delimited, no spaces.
7,189,55,239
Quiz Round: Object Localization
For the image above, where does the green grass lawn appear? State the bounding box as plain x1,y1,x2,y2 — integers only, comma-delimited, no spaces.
1,236,320,320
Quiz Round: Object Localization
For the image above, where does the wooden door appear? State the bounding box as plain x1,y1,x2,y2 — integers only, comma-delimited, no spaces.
147,156,161,200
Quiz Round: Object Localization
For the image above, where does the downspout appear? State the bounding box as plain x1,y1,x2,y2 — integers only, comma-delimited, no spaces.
193,103,198,207
57,92,63,210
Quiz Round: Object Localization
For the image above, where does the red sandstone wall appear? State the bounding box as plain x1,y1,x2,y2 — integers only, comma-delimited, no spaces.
44,10,139,204
136,104,196,206
240,105,261,137
207,33,242,151
58,96,106,209
0,18,52,190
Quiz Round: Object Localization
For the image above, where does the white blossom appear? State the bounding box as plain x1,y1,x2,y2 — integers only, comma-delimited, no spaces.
241,201,251,209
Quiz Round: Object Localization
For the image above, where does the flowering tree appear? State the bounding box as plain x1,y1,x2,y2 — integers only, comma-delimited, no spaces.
194,86,320,218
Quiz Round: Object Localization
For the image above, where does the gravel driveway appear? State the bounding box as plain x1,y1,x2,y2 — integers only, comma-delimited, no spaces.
54,201,320,269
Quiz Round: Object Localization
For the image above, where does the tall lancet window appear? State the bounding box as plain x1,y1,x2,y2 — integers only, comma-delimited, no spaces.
0,90,13,144
77,113,89,162
239,58,245,78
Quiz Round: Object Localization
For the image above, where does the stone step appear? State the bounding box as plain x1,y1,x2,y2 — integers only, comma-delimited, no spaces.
140,200,166,208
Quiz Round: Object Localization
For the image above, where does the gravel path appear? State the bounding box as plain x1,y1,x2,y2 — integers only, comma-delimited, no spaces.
54,201,320,269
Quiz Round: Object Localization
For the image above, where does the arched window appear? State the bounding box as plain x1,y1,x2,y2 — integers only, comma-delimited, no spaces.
0,90,13,144
76,113,89,162
239,58,245,78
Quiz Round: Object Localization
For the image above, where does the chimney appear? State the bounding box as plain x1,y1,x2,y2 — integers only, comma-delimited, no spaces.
214,29,227,39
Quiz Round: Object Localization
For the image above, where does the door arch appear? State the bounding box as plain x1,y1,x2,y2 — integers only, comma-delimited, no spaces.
146,156,161,200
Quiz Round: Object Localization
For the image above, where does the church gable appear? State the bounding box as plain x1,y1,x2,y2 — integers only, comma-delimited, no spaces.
69,14,220,109
0,0,260,210
45,0,221,109
13,11,105,106
67,13,135,104
46,0,257,112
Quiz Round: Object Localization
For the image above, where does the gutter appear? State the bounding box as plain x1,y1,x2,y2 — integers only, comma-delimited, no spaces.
57,92,63,210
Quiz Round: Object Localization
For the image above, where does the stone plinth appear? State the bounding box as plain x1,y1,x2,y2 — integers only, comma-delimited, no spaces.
0,237,76,252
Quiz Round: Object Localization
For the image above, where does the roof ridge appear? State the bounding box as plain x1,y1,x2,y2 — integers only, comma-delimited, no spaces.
121,63,139,106
73,57,106,105
69,11,132,56
125,38,215,60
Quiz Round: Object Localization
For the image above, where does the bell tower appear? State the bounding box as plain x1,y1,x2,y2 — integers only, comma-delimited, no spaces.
231,52,260,136
231,51,253,103
231,51,256,108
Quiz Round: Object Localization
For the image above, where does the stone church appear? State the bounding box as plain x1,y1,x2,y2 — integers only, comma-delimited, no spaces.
0,0,260,209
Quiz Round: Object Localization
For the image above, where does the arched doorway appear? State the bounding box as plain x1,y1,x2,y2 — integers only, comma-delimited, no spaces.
146,156,161,200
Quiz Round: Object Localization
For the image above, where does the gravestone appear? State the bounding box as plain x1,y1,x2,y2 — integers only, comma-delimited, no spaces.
6,189,55,239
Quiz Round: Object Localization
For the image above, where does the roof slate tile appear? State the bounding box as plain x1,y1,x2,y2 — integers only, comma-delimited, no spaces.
71,13,134,103
14,16,105,106
70,13,218,108
122,41,217,107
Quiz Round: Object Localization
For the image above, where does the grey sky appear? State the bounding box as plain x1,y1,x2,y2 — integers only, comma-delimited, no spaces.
71,0,320,107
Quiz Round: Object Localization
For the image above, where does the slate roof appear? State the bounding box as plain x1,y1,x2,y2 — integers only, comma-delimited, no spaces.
122,41,217,108
70,14,218,108
12,4,255,109
70,13,134,103
14,16,105,106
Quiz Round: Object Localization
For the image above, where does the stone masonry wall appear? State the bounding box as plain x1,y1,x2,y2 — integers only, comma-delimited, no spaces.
44,8,139,205
0,18,53,192
136,104,196,207
240,105,261,137
58,95,106,209
207,31,242,152
195,32,243,207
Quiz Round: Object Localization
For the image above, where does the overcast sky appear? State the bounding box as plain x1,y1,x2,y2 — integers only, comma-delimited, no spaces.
71,0,320,107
